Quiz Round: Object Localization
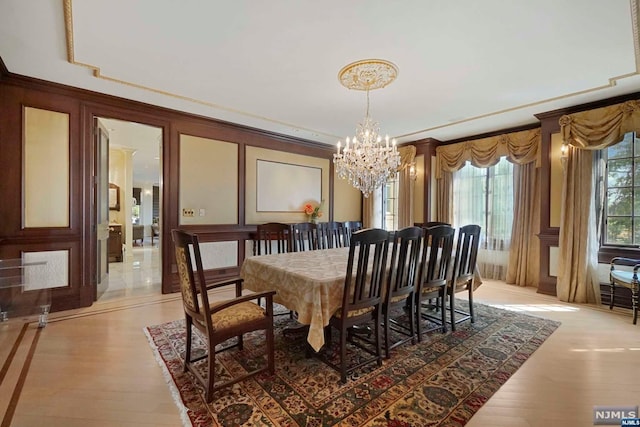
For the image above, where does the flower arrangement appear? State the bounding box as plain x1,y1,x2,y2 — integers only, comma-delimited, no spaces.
303,201,323,223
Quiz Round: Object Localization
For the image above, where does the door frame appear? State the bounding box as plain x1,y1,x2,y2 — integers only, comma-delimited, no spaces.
93,118,110,290
83,105,170,304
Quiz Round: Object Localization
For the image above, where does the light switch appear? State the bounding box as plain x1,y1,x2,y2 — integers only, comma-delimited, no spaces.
199,208,205,216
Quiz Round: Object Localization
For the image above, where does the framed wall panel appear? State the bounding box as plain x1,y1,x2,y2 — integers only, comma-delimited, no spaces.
179,134,238,225
23,107,70,228
23,250,69,290
256,160,321,212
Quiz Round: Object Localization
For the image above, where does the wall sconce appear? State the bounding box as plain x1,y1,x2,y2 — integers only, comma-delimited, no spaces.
560,143,569,170
409,162,417,181
560,143,568,158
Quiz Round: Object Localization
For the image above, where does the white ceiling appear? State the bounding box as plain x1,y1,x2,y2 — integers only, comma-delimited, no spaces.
2,1,640,149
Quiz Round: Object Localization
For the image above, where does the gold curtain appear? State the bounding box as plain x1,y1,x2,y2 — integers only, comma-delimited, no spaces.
506,162,540,287
436,171,453,224
435,128,541,178
557,100,640,303
397,145,416,229
557,148,600,303
362,193,374,229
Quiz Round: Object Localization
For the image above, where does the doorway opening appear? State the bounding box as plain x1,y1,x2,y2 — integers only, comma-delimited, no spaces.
95,117,163,302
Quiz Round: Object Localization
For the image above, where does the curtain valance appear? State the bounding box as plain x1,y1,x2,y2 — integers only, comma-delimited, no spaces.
560,100,640,150
434,128,541,179
398,145,416,170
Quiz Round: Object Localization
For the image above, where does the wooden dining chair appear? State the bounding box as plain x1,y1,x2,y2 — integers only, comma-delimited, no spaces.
343,220,363,247
382,226,424,358
290,222,318,252
448,224,481,331
424,221,450,227
254,222,294,317
171,229,276,402
254,222,291,255
324,228,390,383
609,257,640,324
416,224,455,339
317,221,348,249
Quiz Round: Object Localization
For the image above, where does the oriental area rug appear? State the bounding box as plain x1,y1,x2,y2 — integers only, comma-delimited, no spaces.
144,302,560,427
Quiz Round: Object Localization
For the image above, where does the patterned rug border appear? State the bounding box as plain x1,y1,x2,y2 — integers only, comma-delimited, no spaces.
144,301,561,427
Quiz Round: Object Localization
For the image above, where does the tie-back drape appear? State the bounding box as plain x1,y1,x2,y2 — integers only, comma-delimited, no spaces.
557,99,640,304
397,145,416,229
506,162,540,287
434,128,541,287
435,171,453,224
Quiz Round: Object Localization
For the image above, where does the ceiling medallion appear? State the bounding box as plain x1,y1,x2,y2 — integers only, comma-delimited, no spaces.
334,59,401,198
338,59,399,91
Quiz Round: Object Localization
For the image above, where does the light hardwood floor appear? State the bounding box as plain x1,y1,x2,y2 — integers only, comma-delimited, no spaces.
1,256,639,426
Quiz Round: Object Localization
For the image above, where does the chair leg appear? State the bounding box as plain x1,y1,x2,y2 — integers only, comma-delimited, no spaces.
440,290,447,333
267,323,275,374
375,315,383,367
468,284,475,324
184,317,193,372
206,348,216,403
609,283,615,310
633,286,638,325
450,290,456,332
415,295,422,343
340,328,348,383
408,297,416,345
384,310,391,359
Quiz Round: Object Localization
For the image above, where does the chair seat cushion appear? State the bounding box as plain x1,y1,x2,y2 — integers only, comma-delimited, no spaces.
422,284,444,294
611,270,639,289
389,294,409,304
204,301,266,332
334,306,374,319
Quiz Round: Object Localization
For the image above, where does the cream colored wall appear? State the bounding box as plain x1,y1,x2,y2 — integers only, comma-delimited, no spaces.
23,107,70,228
430,155,437,221
179,135,238,225
108,148,127,226
413,154,425,224
333,170,362,222
549,246,559,277
245,147,330,224
109,147,136,254
550,133,564,228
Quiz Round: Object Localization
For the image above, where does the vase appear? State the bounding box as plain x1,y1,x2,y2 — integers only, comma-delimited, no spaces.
310,218,317,224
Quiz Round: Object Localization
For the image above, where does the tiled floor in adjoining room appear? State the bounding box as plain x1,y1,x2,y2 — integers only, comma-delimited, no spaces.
97,238,162,303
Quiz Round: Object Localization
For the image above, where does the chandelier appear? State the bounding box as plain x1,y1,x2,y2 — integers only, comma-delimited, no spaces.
333,59,401,198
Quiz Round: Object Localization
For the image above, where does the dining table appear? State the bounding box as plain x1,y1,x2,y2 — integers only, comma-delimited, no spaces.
240,241,483,353
240,247,351,352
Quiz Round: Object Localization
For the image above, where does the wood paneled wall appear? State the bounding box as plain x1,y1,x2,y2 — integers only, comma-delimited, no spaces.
0,58,335,311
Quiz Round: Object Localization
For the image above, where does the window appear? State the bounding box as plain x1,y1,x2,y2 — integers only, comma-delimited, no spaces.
383,172,399,231
453,158,513,242
453,157,514,279
604,131,640,246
